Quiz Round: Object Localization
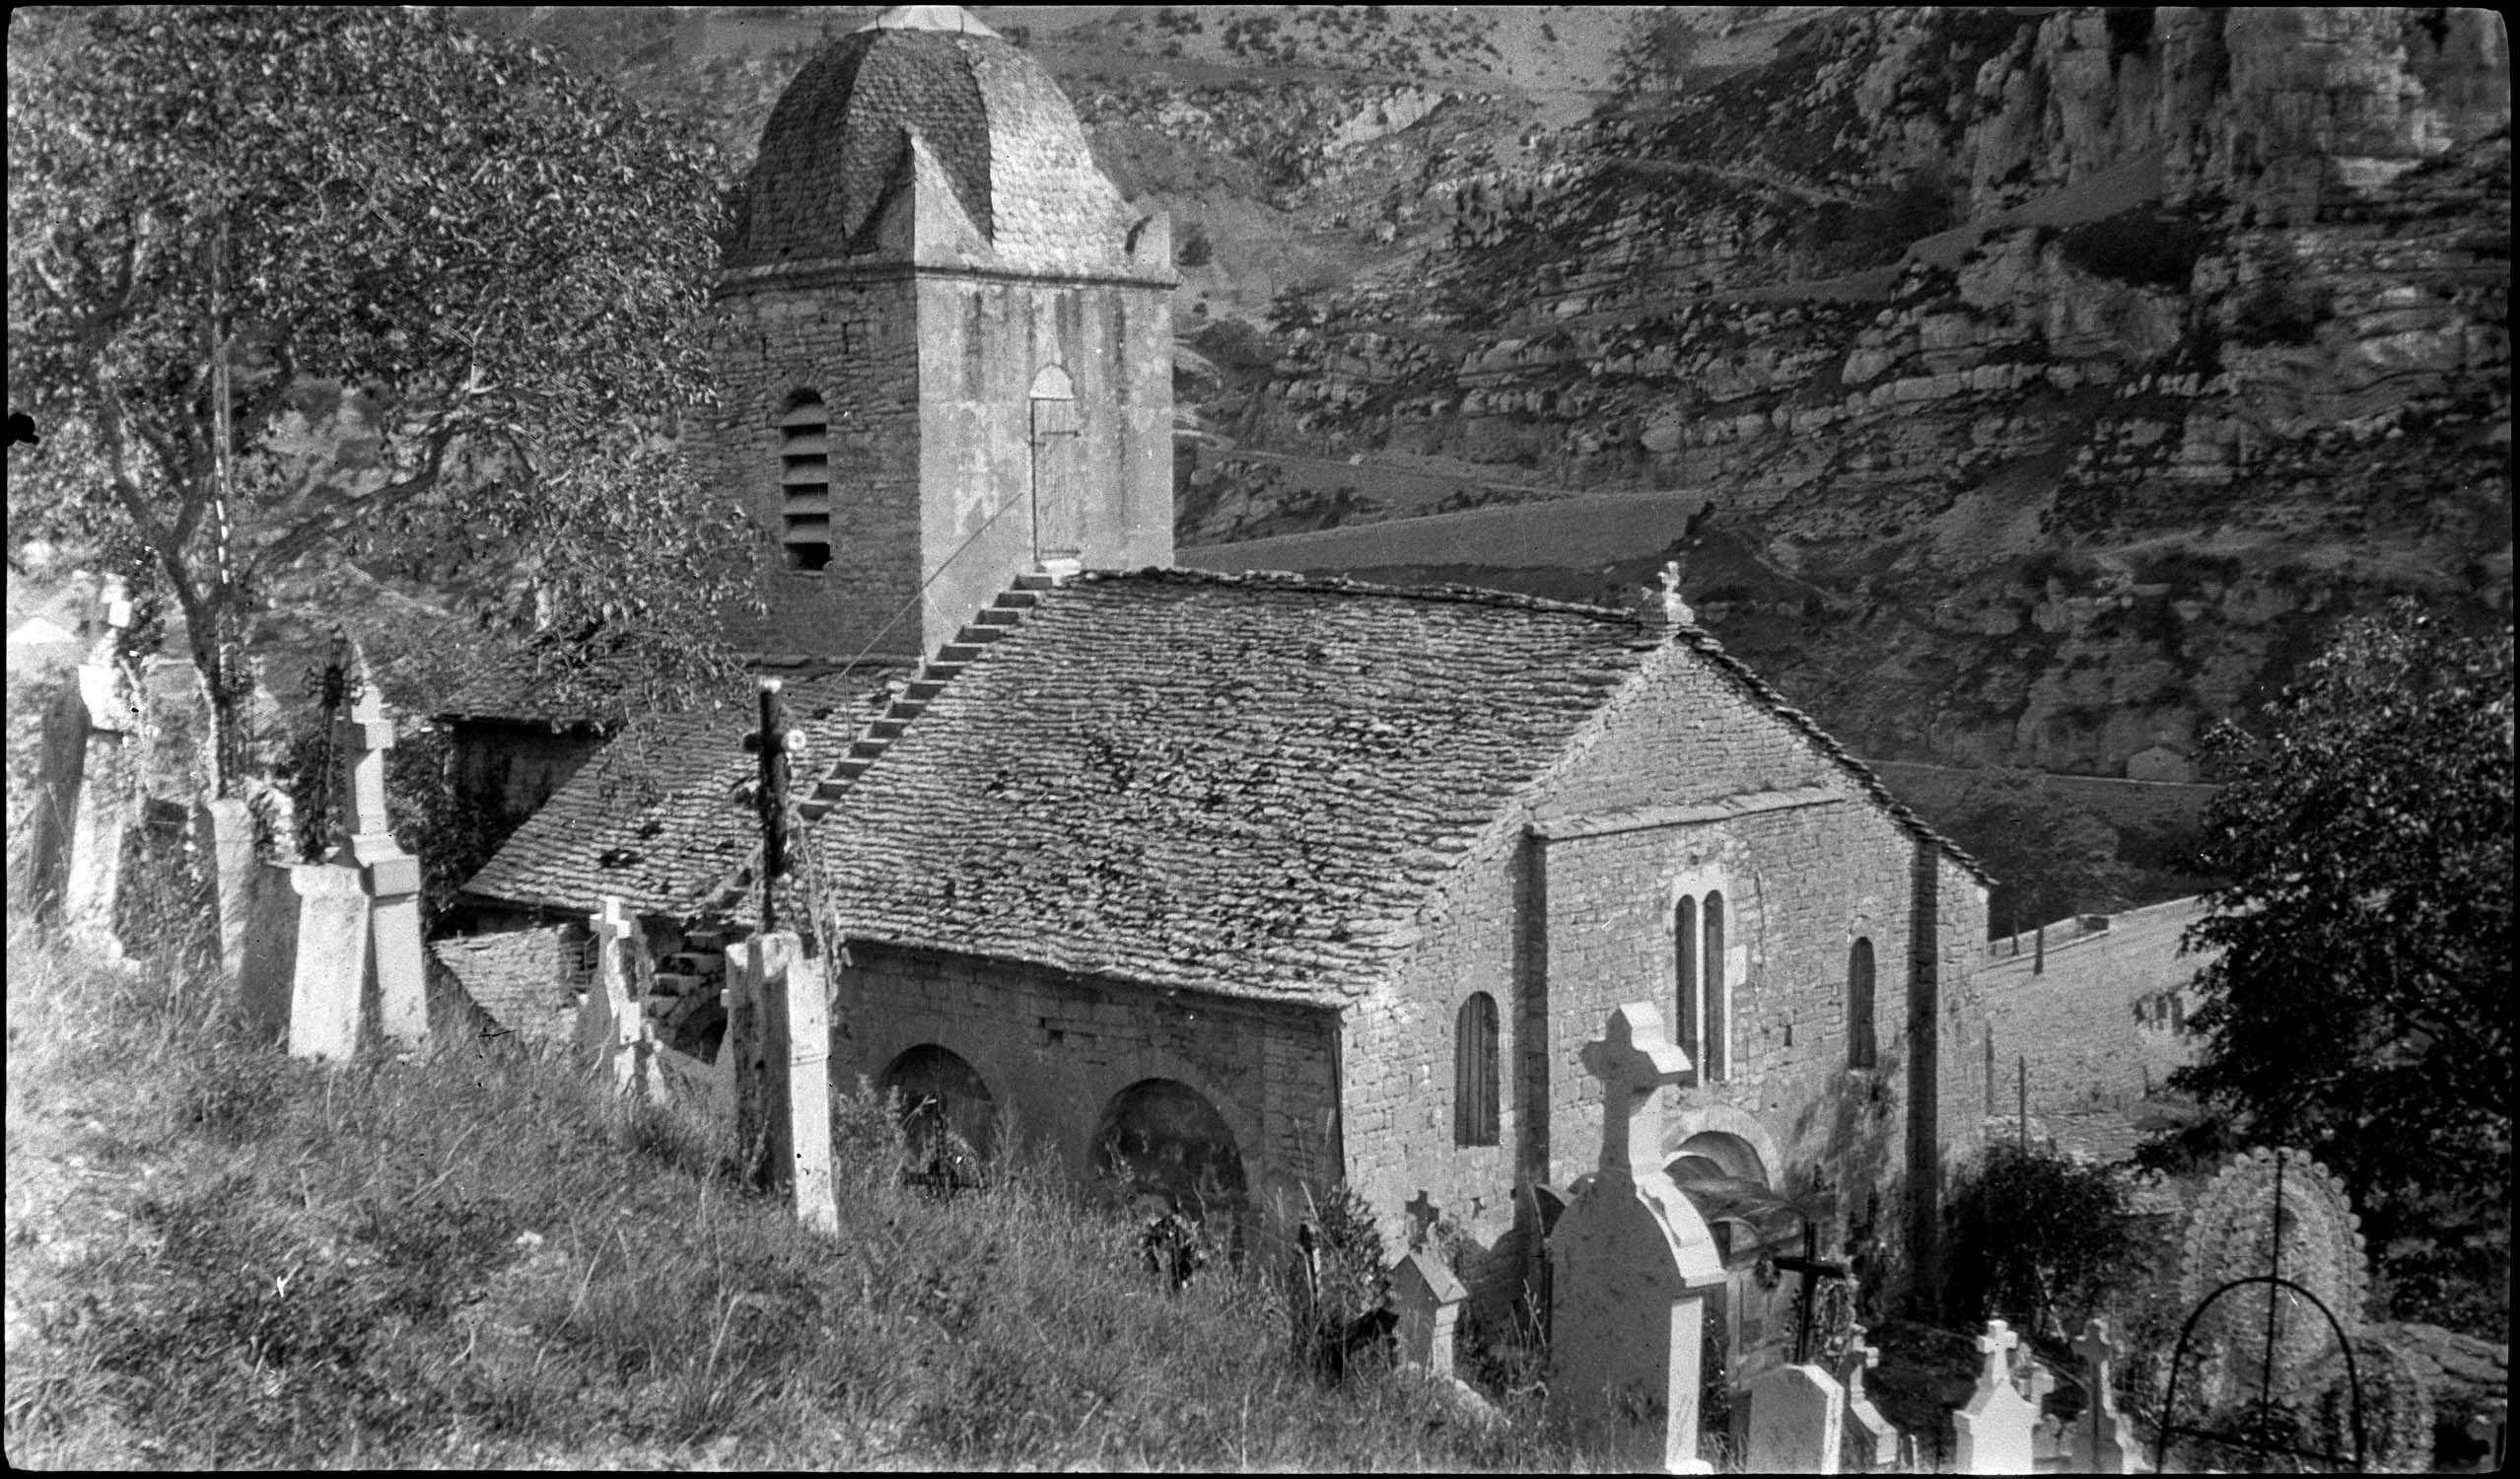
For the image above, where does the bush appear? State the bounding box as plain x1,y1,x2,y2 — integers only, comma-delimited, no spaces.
1948,1141,2141,1337
1176,224,1214,269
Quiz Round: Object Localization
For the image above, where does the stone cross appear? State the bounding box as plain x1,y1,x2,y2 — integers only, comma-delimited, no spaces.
1389,1248,1465,1381
323,678,427,1047
581,895,650,1095
1953,1318,2039,1475
1404,1190,1441,1250
1550,1002,1725,1475
1577,1000,1692,1181
1839,1322,1900,1472
35,581,140,947
730,931,836,1235
2069,1317,2146,1474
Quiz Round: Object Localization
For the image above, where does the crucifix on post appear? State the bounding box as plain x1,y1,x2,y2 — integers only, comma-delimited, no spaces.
1774,1219,1852,1367
740,678,794,933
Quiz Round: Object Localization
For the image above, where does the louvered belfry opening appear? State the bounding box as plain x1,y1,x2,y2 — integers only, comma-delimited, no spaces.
779,393,833,572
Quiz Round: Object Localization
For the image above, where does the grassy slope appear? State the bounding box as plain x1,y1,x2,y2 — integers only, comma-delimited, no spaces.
3,915,1580,1469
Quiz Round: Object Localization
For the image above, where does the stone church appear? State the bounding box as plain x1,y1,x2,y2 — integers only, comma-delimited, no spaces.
447,6,1992,1370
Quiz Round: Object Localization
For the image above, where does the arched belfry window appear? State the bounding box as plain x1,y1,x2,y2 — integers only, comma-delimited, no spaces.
779,392,832,573
1703,891,1727,1083
1454,992,1500,1147
1028,365,1080,564
1674,895,1701,1088
1848,938,1879,1070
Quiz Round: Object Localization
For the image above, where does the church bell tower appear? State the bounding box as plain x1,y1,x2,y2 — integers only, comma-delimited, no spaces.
704,5,1175,665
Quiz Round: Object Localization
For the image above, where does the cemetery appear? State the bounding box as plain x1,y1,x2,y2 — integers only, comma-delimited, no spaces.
7,5,2506,1471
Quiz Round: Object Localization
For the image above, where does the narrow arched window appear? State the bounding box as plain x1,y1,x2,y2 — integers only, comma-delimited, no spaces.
1674,895,1701,1088
1704,890,1727,1084
1848,938,1878,1070
1454,992,1500,1147
779,392,832,572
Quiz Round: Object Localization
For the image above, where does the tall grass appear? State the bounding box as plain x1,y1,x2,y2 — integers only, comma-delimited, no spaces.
5,900,1594,1469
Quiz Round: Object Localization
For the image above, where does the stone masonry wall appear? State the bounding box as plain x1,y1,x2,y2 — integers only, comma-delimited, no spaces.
705,271,926,662
915,273,1174,655
829,942,1341,1224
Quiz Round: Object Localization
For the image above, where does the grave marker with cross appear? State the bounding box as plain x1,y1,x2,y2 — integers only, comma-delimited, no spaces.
729,930,836,1235
1548,1002,1725,1474
1953,1317,2040,1475
1838,1322,1900,1472
582,895,652,1096
324,675,427,1047
1774,1219,1852,1367
2070,1317,2146,1474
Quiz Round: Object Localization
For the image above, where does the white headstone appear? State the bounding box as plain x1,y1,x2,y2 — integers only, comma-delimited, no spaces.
283,864,374,1061
192,796,257,981
1953,1318,2039,1475
326,679,426,1046
1548,1002,1726,1475
730,932,836,1234
1390,1247,1466,1381
1745,1362,1847,1474
580,895,651,1095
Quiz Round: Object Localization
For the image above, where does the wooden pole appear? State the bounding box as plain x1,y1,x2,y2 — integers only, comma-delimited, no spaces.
2017,1053,2028,1149
752,678,787,934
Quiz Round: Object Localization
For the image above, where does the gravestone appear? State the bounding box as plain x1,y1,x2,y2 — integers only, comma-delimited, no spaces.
729,932,836,1234
190,795,257,979
1745,1361,1847,1474
2067,1318,2147,1473
1839,1322,1900,1472
1390,1247,1466,1380
31,579,141,948
1548,1002,1726,1474
1953,1318,2040,1475
325,678,427,1046
235,863,373,1060
579,895,653,1097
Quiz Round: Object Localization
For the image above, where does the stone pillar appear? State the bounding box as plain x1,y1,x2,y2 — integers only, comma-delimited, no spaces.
240,863,371,1061
191,795,257,980
580,895,654,1098
1744,1361,1847,1474
1548,1002,1726,1475
1953,1318,2039,1475
1390,1248,1465,1381
730,932,837,1234
2069,1317,2147,1474
324,681,426,1046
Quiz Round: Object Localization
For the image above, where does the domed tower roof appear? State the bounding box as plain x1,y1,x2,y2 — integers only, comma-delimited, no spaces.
726,5,1153,277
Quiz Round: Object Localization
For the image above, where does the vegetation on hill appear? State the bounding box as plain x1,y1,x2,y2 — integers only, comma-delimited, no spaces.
7,7,759,790
2,903,1583,1468
2149,601,2513,1338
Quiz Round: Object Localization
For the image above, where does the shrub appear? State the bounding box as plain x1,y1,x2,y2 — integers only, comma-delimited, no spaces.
1948,1141,2141,1337
1176,223,1214,269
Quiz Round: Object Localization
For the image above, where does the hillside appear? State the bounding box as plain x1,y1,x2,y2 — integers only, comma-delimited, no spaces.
424,8,2513,776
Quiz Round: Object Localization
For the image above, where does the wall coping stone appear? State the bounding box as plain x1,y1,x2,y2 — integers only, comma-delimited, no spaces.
1530,785,1845,842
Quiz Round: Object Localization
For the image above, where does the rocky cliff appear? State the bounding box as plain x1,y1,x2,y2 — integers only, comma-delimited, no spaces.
1216,7,2510,772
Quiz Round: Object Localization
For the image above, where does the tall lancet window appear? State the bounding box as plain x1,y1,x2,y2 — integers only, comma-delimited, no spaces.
1704,891,1727,1084
1849,938,1879,1070
1028,366,1080,563
779,393,832,572
1455,992,1500,1146
1674,895,1701,1088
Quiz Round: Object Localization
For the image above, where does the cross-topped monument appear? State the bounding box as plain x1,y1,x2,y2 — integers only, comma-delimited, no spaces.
582,894,651,1095
1551,1002,1725,1474
2070,1317,2145,1474
325,669,427,1047
1954,1317,2039,1475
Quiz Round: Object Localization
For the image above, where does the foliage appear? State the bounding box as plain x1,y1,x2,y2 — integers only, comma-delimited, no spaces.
1618,10,1702,95
1176,223,1216,269
2057,209,2207,290
1947,1141,2141,1339
2162,601,2512,1337
1941,768,2134,938
8,6,759,788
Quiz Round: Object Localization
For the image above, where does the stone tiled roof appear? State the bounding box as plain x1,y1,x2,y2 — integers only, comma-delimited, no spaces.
810,570,1668,1001
429,926,586,1046
725,6,1145,276
460,673,898,919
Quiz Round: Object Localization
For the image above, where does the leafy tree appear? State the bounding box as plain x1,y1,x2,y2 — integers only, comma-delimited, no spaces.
1947,1141,2140,1341
1619,11,1703,96
8,7,759,795
2164,601,2512,1334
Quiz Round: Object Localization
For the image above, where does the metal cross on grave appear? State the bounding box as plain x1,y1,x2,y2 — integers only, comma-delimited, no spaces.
1404,1190,1441,1250
1577,1002,1691,1181
1774,1218,1853,1366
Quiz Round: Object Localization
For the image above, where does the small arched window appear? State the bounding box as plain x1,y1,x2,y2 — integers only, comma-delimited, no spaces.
779,393,832,572
1848,938,1878,1070
1454,992,1500,1147
1703,891,1727,1084
1674,895,1701,1088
